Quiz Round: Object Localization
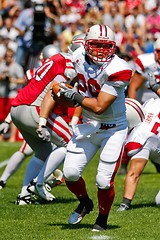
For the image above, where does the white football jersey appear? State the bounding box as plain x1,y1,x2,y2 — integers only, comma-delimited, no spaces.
72,47,132,123
135,53,160,103
125,98,160,157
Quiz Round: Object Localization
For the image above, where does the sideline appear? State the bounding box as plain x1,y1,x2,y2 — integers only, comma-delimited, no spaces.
0,160,9,168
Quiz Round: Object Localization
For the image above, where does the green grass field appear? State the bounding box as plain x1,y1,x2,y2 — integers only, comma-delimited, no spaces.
0,141,160,240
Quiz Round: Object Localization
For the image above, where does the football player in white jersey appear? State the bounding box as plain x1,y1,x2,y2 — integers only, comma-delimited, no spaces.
53,24,132,231
148,71,160,97
127,38,160,104
117,98,160,211
119,38,160,175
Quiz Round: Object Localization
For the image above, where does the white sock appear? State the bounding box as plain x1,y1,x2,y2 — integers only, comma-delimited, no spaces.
0,151,25,183
37,147,66,185
20,156,44,197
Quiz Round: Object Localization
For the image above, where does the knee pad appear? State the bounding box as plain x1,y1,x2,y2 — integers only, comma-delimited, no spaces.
96,174,110,190
63,167,80,182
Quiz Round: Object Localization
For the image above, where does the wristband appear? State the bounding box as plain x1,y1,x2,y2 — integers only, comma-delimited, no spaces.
151,83,160,94
73,93,85,105
5,113,12,124
39,117,47,126
70,116,79,126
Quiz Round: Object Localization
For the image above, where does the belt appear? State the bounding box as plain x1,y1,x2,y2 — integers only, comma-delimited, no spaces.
99,123,116,130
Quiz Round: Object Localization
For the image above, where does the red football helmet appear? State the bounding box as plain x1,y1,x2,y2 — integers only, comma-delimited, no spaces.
84,24,116,65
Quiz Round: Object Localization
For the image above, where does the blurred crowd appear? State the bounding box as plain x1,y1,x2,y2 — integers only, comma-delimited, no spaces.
0,0,160,141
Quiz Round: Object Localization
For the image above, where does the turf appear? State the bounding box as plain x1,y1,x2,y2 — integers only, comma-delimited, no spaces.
0,141,160,240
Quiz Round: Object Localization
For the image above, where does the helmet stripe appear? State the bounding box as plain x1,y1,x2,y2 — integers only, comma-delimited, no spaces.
104,25,108,37
99,24,108,37
125,99,145,121
99,24,103,36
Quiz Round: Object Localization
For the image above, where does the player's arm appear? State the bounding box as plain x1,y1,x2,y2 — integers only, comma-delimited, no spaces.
69,106,82,126
157,88,160,96
38,88,56,128
127,71,144,99
148,72,160,97
38,75,67,128
55,83,117,114
80,91,116,114
36,82,58,142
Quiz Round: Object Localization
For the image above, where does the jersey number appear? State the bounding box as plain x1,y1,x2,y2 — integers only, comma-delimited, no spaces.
78,73,101,97
151,113,160,135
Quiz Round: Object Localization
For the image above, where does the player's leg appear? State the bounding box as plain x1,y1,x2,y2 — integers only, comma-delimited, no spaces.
48,113,73,147
63,134,98,224
28,146,67,201
0,141,33,189
118,150,130,175
92,127,127,231
117,157,147,211
28,114,72,200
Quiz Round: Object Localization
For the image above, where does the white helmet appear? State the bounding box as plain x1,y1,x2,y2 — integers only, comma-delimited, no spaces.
40,44,59,61
125,98,145,132
154,38,160,64
84,24,116,64
68,33,85,54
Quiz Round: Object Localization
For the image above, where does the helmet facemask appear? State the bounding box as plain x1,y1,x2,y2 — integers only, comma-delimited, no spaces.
85,39,116,64
84,24,116,65
154,38,160,65
154,49,160,65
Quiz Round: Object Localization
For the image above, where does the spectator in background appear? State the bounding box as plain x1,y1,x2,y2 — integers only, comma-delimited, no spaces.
13,0,33,70
144,0,158,14
102,2,124,30
124,5,146,39
82,7,102,29
58,20,82,52
0,17,19,52
0,48,25,142
113,22,126,54
144,33,154,53
44,0,63,36
0,36,6,63
145,5,160,35
62,0,85,17
103,0,126,16
124,31,145,61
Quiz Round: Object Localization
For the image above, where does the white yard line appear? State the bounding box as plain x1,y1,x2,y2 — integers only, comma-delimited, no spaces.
91,236,113,240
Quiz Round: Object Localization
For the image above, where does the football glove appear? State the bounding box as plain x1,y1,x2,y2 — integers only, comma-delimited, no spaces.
36,126,51,142
59,82,85,105
0,121,10,134
148,72,160,94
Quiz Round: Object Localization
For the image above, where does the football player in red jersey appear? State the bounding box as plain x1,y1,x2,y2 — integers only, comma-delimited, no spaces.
10,34,85,205
9,45,78,204
52,24,132,231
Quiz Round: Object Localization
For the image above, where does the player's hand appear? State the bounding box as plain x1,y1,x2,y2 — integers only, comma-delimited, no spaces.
59,82,78,100
59,82,84,105
36,126,51,142
0,121,10,134
148,72,160,94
